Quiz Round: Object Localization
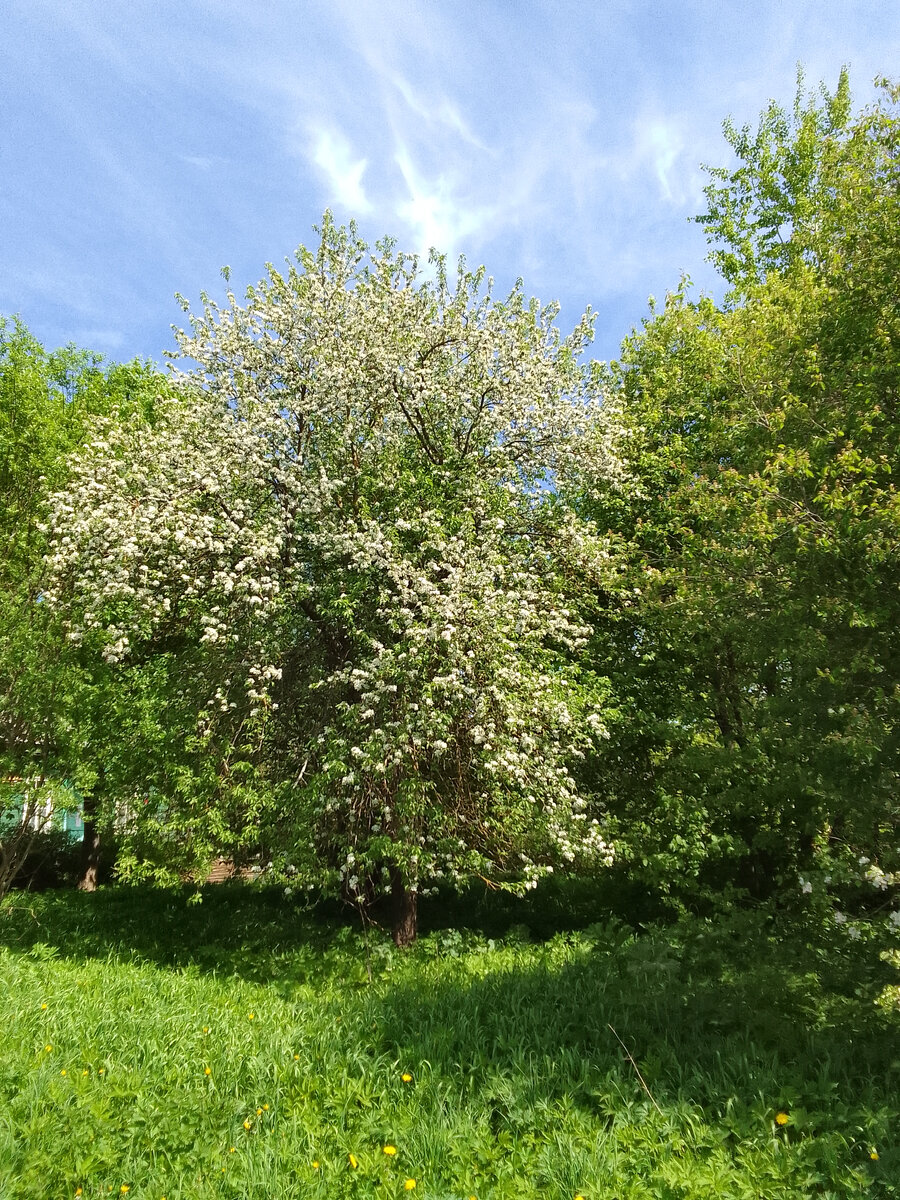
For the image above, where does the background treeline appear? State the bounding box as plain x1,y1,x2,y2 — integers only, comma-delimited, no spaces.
2,71,898,937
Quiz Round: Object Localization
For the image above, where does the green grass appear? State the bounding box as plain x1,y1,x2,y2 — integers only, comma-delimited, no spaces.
1,884,898,1199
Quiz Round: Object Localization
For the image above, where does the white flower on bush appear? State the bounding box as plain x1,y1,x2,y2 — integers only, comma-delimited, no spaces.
43,215,624,909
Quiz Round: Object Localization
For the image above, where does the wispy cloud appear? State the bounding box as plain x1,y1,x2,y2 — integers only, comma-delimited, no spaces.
389,72,489,150
178,153,223,171
310,127,372,213
393,144,494,259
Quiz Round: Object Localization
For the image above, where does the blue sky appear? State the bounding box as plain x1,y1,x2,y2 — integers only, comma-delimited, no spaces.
2,0,897,366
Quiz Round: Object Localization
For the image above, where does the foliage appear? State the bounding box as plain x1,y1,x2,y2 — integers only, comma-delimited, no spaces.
0,885,897,1198
695,65,854,289
582,75,900,901
44,217,622,940
0,316,175,896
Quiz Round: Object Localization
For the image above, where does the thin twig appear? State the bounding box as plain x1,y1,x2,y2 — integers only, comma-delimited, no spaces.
608,1023,664,1116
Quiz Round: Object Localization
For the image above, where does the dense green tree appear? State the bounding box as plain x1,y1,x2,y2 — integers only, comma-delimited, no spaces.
0,317,176,895
583,76,900,896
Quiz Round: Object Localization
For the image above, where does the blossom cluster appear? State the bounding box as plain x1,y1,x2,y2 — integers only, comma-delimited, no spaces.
44,218,622,892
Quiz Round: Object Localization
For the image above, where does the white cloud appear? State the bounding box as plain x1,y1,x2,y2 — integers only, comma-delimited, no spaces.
393,144,494,258
310,128,372,213
389,72,488,150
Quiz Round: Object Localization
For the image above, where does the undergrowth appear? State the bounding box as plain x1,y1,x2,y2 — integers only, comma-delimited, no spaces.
1,883,897,1198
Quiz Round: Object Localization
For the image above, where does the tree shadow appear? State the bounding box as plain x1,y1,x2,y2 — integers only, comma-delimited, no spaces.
366,914,900,1184
0,872,664,981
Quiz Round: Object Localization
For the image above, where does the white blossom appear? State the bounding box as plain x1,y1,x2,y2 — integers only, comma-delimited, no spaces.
44,216,622,897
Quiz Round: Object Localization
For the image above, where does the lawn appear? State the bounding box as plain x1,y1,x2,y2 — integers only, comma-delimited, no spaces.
1,883,897,1198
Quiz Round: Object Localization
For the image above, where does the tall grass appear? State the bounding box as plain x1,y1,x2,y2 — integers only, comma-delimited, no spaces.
1,884,897,1198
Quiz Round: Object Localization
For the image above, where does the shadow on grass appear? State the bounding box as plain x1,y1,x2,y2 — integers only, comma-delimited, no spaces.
0,871,663,978
366,915,900,1187
2,881,899,1186
2,879,899,1098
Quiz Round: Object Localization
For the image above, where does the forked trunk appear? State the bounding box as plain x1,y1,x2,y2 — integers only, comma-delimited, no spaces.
390,865,418,947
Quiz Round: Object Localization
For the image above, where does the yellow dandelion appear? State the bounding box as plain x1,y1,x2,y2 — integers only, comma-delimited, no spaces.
203,1026,209,1033
75,1190,82,1197
60,1069,66,1076
99,1069,105,1075
256,1107,263,1116
243,1119,251,1130
41,1003,48,1010
401,1072,412,1082
870,1149,879,1161
120,1188,130,1195
312,1161,320,1170
45,1044,52,1052
248,1012,254,1020
82,1069,89,1076
348,1153,358,1169
204,1066,211,1076
775,1111,789,1126
293,1053,300,1060
229,1147,235,1153
262,1103,269,1110
404,1179,416,1190
383,1144,397,1155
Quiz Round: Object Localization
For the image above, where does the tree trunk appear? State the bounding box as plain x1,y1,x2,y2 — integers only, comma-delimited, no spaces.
77,788,102,892
390,865,418,947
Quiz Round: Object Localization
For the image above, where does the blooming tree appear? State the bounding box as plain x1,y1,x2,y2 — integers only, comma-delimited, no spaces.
46,218,621,942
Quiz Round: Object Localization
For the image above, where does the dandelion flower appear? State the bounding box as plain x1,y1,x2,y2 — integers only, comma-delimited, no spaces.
243,1120,251,1130
312,1161,320,1169
60,1069,66,1076
82,1069,89,1076
204,1067,211,1076
75,1190,82,1197
203,1026,209,1033
401,1073,412,1082
229,1147,235,1153
41,1003,48,1010
383,1144,397,1155
870,1149,879,1160
120,1188,130,1194
248,1013,254,1020
348,1153,358,1169
775,1112,789,1126
293,1054,299,1060
404,1180,416,1190
256,1108,263,1116
45,1045,52,1052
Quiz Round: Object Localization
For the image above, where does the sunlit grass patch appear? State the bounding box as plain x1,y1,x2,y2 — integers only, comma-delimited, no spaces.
0,887,897,1198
